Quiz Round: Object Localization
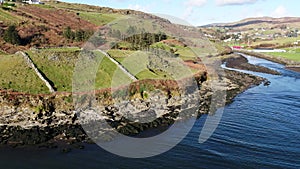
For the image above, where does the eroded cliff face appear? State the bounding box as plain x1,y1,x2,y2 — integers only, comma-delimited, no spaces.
0,70,265,146
0,93,83,145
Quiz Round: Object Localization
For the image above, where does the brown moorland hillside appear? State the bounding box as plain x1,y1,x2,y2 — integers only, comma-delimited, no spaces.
0,1,172,53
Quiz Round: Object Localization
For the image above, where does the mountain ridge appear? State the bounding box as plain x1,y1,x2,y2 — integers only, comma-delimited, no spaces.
200,16,300,28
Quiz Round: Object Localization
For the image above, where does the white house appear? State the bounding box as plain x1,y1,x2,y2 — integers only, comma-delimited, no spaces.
23,0,43,4
223,38,232,42
252,49,286,53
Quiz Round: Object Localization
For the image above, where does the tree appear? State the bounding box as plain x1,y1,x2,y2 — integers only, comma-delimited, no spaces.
3,25,20,45
63,27,92,42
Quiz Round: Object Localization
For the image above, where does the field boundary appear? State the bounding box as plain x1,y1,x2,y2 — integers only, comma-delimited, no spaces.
19,51,56,93
97,50,138,81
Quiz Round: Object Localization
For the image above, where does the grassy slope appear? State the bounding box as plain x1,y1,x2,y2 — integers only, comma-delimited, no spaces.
151,42,196,59
46,1,123,26
150,41,217,60
26,48,132,92
46,1,98,11
109,50,166,79
26,48,80,92
93,51,132,89
109,49,196,80
107,49,136,62
0,53,49,93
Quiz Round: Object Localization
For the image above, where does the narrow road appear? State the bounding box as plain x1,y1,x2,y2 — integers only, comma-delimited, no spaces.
97,50,138,81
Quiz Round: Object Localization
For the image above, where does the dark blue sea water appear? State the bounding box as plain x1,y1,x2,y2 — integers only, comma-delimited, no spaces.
0,55,299,169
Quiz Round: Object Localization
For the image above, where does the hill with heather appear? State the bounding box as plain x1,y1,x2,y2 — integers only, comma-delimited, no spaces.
0,1,173,53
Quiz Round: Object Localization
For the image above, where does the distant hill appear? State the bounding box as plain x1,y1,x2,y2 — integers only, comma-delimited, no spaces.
201,17,300,29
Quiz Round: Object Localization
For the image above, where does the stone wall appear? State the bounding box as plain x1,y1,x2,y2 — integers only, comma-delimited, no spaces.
19,51,55,93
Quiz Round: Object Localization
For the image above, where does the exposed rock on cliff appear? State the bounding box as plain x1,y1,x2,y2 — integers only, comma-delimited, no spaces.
0,68,265,146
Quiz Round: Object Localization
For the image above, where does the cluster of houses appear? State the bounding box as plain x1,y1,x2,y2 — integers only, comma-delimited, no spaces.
222,27,300,44
23,0,44,4
293,40,300,45
231,45,287,53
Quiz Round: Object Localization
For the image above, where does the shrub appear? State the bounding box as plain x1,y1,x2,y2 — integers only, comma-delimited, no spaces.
63,26,75,40
3,25,21,45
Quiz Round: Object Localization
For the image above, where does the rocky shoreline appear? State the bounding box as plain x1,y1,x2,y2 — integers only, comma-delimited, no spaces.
286,65,300,73
234,50,300,73
0,56,267,148
223,53,281,75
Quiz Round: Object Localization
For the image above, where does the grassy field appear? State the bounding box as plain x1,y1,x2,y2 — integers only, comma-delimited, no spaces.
93,51,132,88
78,12,121,26
151,42,197,60
261,29,280,35
47,1,98,12
282,47,300,53
27,48,132,92
150,41,219,60
112,50,195,80
32,4,55,9
47,1,128,26
251,37,299,47
113,51,159,79
107,49,135,62
267,52,300,62
265,47,300,62
0,53,49,94
26,48,81,92
0,44,202,94
0,8,20,24
108,17,160,35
